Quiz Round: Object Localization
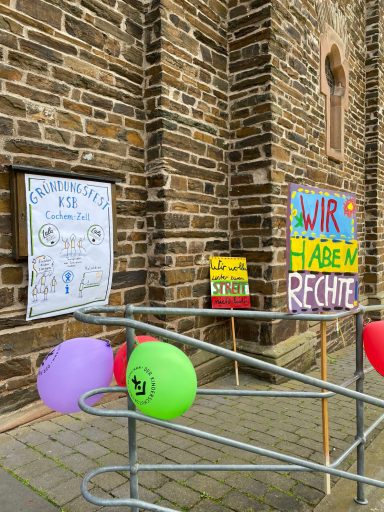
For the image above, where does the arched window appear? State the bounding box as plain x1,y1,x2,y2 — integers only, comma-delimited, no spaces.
320,27,349,162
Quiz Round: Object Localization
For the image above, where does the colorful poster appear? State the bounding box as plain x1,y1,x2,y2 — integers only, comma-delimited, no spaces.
25,173,113,320
287,184,358,313
210,256,251,309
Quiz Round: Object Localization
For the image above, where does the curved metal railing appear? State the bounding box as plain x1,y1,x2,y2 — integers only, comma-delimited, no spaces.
74,304,384,511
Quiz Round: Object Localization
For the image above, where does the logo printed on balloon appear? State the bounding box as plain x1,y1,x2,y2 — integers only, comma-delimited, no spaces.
132,375,146,395
126,342,197,420
128,366,156,406
38,345,61,376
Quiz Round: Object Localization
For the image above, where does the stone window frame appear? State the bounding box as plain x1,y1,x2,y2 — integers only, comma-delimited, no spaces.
320,25,349,162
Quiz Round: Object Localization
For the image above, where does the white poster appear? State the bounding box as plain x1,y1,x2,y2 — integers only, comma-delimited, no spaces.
25,173,114,320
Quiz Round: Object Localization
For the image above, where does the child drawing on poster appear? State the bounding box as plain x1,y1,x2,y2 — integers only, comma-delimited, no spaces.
30,255,56,306
25,174,113,321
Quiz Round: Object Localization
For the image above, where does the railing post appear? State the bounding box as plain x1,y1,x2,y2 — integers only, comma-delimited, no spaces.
355,311,368,505
125,305,139,512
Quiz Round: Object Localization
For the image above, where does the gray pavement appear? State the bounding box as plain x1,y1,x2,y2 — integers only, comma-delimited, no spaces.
0,343,384,511
315,427,384,512
0,467,59,511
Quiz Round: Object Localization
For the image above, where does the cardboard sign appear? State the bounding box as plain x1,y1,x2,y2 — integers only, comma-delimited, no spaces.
210,256,251,309
287,184,358,313
25,174,113,320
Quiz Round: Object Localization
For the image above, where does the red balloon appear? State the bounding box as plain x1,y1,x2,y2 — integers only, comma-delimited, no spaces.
113,336,159,386
363,321,384,376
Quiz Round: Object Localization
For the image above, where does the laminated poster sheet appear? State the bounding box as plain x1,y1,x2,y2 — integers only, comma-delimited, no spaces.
25,173,113,320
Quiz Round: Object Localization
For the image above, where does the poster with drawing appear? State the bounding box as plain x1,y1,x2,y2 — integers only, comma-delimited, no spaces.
25,173,113,320
210,256,251,309
287,183,358,313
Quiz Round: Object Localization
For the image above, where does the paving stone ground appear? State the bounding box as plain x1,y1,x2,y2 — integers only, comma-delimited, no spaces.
1,343,384,511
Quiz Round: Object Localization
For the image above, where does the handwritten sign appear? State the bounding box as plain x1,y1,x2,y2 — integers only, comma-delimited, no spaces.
25,173,113,320
210,256,251,309
287,184,358,313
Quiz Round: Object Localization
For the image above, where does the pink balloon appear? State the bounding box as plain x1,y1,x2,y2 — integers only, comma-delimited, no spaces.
363,321,384,376
37,338,113,413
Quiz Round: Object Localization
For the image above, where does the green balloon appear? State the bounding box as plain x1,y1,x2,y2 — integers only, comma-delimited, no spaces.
126,342,197,420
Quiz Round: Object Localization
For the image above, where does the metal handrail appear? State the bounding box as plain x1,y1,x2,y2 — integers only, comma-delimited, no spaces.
75,304,384,511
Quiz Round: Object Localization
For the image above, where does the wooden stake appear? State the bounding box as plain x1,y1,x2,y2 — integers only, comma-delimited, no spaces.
321,320,331,494
231,315,240,386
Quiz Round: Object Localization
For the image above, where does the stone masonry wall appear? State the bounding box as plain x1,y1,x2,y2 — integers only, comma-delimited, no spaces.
263,0,366,354
0,0,382,412
0,0,147,414
228,0,274,349
228,0,367,373
365,0,384,316
144,0,231,371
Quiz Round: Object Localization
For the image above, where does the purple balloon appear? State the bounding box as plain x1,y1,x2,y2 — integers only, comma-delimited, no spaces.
37,338,113,414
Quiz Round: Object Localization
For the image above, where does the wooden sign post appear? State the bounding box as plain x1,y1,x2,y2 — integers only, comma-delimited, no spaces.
321,320,331,494
286,184,358,494
210,256,251,386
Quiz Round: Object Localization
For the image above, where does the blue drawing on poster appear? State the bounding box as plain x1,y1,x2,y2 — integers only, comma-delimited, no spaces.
62,270,74,284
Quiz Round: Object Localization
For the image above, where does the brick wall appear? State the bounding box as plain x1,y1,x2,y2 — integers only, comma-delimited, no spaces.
365,0,384,314
266,0,366,351
0,0,383,412
144,0,231,365
0,0,147,413
228,0,367,372
228,0,274,347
